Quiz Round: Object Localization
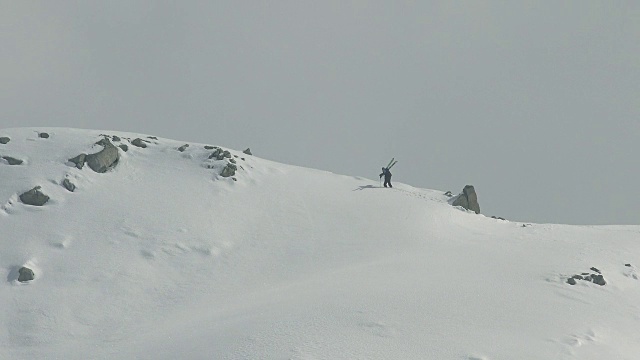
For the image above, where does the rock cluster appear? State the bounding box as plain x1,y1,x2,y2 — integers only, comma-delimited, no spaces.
68,139,119,173
567,267,606,286
209,148,232,161
451,185,481,214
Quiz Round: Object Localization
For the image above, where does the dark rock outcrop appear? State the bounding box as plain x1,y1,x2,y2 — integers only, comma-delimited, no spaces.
220,163,237,178
18,267,35,282
178,144,189,152
119,144,129,152
112,135,121,142
19,186,50,206
2,156,23,165
86,139,119,173
243,148,252,155
0,137,9,144
204,145,215,150
62,178,76,192
68,154,87,169
147,136,158,140
209,148,227,160
38,132,50,139
567,269,607,286
131,138,147,148
592,274,606,286
451,185,480,214
444,191,453,197
491,216,506,221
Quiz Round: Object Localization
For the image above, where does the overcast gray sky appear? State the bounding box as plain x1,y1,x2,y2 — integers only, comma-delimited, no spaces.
2,1,639,225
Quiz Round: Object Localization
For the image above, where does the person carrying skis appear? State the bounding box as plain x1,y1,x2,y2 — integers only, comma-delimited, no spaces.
379,166,392,188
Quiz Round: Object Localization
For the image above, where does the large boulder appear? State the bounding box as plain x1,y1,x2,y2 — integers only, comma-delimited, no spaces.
243,148,252,155
18,267,35,282
0,137,10,144
86,139,119,173
452,185,481,214
19,186,50,206
131,138,147,148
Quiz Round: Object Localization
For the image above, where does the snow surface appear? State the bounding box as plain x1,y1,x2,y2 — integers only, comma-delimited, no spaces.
1,127,640,360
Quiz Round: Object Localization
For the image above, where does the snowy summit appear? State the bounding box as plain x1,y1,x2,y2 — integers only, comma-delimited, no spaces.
1,127,639,359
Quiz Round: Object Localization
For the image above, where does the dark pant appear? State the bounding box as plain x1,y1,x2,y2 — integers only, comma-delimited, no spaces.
384,177,392,188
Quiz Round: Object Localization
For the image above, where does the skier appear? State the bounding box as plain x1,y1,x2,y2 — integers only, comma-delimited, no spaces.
379,166,392,188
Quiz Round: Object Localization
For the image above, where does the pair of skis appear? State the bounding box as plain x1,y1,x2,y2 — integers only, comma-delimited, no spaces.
384,158,398,170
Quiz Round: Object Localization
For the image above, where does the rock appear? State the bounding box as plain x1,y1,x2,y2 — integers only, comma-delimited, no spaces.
68,154,87,169
223,150,231,158
590,267,601,274
451,185,480,214
209,148,226,160
583,275,592,282
572,274,583,280
2,156,23,165
18,267,34,282
39,132,50,139
625,263,632,267
147,136,158,140
591,274,606,286
229,158,236,164
86,139,119,173
95,137,112,146
178,144,189,152
220,163,237,178
444,191,453,197
567,278,577,285
19,186,50,206
491,216,506,221
243,148,252,155
119,144,128,152
112,135,121,142
204,145,215,150
0,137,10,144
62,178,76,192
131,138,147,148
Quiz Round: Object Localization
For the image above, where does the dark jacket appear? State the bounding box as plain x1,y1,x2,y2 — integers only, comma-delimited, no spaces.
379,168,392,180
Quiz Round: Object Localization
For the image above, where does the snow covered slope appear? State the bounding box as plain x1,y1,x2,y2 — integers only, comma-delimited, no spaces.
1,127,640,360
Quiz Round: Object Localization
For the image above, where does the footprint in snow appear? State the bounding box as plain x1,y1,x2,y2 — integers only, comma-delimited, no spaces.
623,264,638,280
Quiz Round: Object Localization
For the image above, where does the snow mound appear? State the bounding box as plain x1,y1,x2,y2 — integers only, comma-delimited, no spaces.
1,127,639,359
